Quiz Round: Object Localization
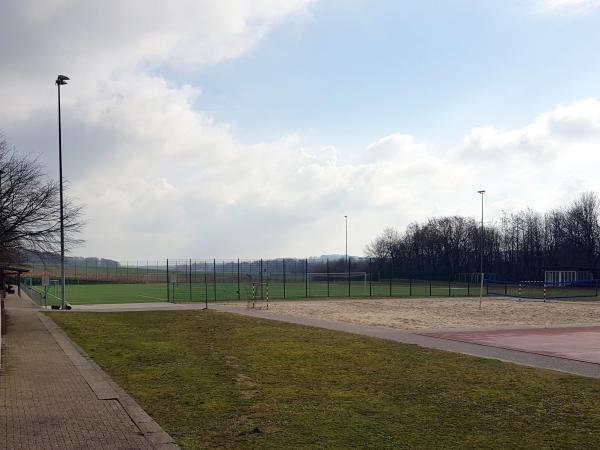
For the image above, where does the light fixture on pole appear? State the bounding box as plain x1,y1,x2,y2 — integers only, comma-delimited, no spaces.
477,190,485,309
56,74,69,310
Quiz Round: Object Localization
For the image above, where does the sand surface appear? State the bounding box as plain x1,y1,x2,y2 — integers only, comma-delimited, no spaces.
238,297,600,330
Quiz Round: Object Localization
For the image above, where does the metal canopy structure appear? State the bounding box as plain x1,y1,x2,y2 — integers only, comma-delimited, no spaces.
0,265,30,299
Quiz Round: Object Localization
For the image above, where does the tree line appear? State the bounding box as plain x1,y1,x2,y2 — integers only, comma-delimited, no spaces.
365,192,600,281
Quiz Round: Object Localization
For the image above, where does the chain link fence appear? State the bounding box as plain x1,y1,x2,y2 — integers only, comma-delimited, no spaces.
21,257,484,305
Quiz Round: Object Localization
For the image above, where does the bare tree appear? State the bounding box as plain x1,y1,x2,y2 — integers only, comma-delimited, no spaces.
0,138,83,266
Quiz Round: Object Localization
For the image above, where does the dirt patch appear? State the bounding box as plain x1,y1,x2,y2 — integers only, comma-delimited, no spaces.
239,297,600,330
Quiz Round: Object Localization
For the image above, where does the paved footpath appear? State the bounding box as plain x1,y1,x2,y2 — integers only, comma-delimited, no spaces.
0,294,178,450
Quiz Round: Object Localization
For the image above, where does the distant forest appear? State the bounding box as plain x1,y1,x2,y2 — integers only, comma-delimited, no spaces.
365,192,600,281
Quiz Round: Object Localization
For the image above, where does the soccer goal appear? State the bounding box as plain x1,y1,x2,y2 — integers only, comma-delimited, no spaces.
247,282,269,310
308,272,367,287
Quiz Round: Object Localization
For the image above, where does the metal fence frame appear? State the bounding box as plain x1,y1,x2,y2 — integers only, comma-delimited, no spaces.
21,257,493,304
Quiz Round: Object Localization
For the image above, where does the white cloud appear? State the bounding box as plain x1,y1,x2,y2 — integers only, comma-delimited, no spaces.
535,0,600,13
457,98,600,162
0,0,315,122
2,1,600,259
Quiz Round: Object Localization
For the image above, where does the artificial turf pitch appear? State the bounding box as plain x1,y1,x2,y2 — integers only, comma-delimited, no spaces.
51,310,600,449
31,280,479,305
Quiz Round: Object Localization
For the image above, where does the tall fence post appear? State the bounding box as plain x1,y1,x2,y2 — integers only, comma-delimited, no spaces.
204,261,208,303
166,259,170,303
409,278,412,296
369,258,372,297
213,259,217,302
327,259,330,297
237,259,240,300
305,258,308,298
283,259,286,299
348,257,351,297
429,279,432,296
448,278,451,297
189,258,192,302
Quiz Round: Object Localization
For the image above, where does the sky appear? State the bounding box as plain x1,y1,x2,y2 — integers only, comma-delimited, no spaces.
1,0,600,260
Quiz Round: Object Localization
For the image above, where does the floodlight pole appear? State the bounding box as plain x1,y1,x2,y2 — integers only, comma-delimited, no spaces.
477,190,486,309
0,169,3,220
56,75,69,310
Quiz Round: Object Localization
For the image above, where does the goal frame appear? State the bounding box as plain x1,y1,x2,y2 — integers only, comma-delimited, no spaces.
307,272,368,287
247,281,269,310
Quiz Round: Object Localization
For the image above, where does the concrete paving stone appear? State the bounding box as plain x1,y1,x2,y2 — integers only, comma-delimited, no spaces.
0,294,179,449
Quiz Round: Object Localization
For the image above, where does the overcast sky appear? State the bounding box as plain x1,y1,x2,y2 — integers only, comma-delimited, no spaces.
1,0,600,260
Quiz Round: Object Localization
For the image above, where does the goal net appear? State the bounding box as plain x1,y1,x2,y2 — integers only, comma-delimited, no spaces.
308,272,367,286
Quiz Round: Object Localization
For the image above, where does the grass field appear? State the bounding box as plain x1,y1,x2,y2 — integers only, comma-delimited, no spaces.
28,280,481,305
50,310,600,449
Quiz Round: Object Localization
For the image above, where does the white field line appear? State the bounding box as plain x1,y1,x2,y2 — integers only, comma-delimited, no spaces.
430,287,470,291
137,294,166,301
38,290,61,300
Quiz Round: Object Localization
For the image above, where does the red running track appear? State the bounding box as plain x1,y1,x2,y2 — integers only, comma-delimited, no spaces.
422,326,600,365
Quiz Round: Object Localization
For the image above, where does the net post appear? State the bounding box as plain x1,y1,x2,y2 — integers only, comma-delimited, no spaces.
260,259,263,299
166,259,170,303
266,282,269,309
448,278,451,297
429,279,432,296
189,258,192,302
237,259,241,300
504,281,507,296
409,278,412,296
544,285,546,303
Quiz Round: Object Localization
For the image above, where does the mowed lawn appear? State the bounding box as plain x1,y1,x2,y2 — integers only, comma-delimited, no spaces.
51,311,600,449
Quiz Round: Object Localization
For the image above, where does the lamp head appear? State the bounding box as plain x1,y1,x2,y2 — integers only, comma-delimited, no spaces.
55,75,70,86
477,190,486,195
